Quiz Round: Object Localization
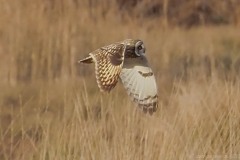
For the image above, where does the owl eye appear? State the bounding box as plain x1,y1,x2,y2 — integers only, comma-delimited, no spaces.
134,41,145,56
138,45,143,50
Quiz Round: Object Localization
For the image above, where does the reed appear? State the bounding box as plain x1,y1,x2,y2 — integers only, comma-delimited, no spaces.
0,0,240,159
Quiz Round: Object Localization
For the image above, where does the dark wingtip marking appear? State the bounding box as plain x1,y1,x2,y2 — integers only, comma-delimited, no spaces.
138,71,153,77
128,92,158,114
138,101,158,115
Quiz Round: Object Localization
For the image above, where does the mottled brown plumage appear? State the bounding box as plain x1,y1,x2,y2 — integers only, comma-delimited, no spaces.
87,43,125,92
78,39,158,114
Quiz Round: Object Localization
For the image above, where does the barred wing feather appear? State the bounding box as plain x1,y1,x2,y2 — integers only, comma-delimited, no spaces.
90,43,125,92
120,56,158,114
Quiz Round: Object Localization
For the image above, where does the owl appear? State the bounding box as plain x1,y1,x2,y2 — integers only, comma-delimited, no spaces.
78,39,158,114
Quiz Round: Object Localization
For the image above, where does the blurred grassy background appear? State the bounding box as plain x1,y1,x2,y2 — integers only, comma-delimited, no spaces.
0,0,240,159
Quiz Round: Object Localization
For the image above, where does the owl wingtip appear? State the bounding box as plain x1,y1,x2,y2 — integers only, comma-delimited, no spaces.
78,56,93,64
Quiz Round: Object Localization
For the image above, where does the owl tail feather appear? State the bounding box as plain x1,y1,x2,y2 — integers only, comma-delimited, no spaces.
78,56,93,64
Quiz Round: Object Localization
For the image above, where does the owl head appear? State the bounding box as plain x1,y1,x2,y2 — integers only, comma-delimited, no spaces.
121,39,145,58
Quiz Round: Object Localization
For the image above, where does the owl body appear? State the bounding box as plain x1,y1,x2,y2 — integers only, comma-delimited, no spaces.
78,39,158,114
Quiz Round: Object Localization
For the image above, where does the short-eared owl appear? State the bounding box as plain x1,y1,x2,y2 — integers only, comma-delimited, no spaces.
78,39,158,114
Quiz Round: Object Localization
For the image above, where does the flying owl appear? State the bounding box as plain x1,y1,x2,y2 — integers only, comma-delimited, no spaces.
78,39,158,114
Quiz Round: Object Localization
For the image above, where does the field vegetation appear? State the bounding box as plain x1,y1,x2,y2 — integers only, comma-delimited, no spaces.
0,0,240,159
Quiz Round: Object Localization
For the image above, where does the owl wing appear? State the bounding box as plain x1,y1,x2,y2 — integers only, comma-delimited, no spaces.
120,55,158,114
90,43,125,92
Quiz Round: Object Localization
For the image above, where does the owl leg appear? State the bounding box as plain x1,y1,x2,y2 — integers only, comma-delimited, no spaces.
78,56,93,64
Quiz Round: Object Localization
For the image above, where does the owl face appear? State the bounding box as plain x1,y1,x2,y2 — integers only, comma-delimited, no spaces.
135,40,145,56
122,39,146,58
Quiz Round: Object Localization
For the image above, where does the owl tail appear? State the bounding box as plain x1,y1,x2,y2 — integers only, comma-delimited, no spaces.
78,56,93,64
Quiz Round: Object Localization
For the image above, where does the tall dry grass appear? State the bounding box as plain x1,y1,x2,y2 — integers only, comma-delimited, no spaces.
1,78,240,159
0,0,240,159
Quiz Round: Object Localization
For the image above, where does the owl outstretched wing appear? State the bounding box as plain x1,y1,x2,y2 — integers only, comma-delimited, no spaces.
120,55,158,114
88,43,126,92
